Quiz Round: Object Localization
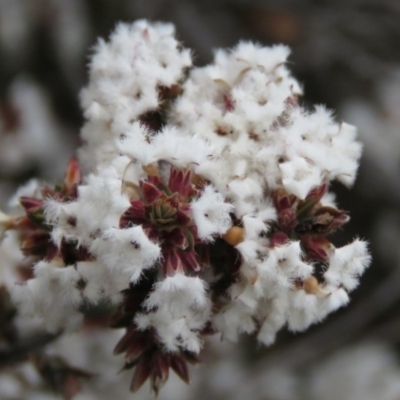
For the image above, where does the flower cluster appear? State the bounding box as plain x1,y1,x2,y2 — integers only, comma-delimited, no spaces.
0,20,370,394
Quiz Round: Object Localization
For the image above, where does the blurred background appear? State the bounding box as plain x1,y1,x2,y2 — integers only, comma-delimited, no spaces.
0,0,400,399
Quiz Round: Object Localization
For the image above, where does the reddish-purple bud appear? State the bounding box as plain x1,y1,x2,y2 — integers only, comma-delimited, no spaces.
152,355,170,391
21,232,52,257
178,250,200,271
297,183,329,219
140,180,163,204
301,235,335,262
306,183,328,203
273,189,297,212
168,168,197,199
269,232,290,248
278,209,298,233
295,209,349,236
120,201,146,228
223,94,235,112
130,358,152,393
312,206,349,235
162,248,181,274
170,356,190,384
19,197,44,212
168,228,187,248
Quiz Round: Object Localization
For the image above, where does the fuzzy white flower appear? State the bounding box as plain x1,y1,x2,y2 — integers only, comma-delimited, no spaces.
191,185,234,241
325,239,371,291
90,226,161,282
11,260,83,332
135,274,210,353
0,19,371,394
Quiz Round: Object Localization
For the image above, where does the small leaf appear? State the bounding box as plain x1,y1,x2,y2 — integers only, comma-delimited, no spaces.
179,250,200,271
130,358,151,392
114,328,142,355
120,201,146,228
170,356,190,384
19,196,44,212
301,235,334,262
140,180,163,204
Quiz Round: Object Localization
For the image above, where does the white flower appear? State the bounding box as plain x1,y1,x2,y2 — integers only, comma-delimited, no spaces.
279,157,322,200
0,19,370,393
191,185,234,241
325,239,371,291
90,226,161,283
11,260,83,332
79,20,192,171
135,274,210,353
259,241,314,291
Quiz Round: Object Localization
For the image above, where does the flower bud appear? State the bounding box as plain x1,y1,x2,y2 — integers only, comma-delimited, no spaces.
278,208,298,233
222,226,245,246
